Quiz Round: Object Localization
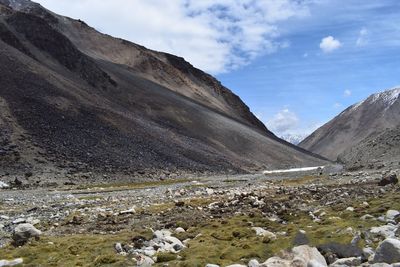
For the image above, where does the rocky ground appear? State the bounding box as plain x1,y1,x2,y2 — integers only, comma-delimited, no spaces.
0,168,399,266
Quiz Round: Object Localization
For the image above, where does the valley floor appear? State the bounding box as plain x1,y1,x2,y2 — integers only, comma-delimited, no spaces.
0,168,399,266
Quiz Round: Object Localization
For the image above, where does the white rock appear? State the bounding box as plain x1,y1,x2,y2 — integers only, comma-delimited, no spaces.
206,188,215,195
362,247,375,261
370,225,397,238
248,259,260,267
373,238,400,264
330,257,361,266
205,264,220,267
260,245,327,267
12,218,26,224
136,254,154,267
114,243,124,254
0,181,9,189
292,245,327,267
361,214,374,220
175,227,185,233
386,210,400,221
13,223,42,245
252,227,276,240
119,207,136,214
0,258,23,267
346,207,355,212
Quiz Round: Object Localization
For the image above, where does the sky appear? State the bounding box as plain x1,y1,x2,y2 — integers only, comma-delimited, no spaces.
34,0,400,139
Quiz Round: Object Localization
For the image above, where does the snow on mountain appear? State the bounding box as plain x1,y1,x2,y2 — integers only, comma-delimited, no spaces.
280,133,308,145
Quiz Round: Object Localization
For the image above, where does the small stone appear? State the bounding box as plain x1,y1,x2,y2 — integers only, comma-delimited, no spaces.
346,207,355,212
114,243,124,254
175,227,185,233
252,227,276,240
12,218,26,224
119,207,136,215
205,188,214,195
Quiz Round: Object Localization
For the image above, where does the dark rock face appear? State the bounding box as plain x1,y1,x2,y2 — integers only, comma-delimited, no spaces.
378,173,398,186
0,21,32,56
6,12,116,88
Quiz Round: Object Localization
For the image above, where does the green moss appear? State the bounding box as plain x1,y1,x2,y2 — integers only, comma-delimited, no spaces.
0,232,143,267
157,252,177,262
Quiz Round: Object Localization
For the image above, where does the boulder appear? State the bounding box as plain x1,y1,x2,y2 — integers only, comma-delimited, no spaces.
386,210,400,221
370,225,397,239
292,245,327,266
12,223,41,246
378,173,398,186
317,243,362,264
373,238,400,264
260,245,327,267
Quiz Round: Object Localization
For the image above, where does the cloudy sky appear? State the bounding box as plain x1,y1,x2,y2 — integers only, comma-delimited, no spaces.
35,0,400,138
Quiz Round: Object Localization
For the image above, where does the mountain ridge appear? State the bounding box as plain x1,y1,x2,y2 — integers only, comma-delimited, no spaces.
300,86,400,169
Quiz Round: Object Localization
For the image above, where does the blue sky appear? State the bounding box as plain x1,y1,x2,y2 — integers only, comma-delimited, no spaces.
35,0,400,138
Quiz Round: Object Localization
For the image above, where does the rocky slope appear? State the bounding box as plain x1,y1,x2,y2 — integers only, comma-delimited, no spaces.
300,87,400,169
0,0,326,184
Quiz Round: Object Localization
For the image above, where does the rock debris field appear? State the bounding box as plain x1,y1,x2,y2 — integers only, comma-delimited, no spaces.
0,169,399,266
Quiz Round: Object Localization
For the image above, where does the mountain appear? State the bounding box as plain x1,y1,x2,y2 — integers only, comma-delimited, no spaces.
280,133,308,145
0,0,326,183
300,87,400,169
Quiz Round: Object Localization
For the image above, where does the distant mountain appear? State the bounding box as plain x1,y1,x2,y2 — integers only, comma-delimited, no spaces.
280,134,307,145
0,0,326,182
300,87,400,169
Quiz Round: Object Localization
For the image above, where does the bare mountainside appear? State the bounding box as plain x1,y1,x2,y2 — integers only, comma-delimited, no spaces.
0,0,326,184
300,87,400,169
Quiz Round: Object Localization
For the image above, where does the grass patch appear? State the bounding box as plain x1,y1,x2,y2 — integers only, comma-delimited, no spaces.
0,230,152,267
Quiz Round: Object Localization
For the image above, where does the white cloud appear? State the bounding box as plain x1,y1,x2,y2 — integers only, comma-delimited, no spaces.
265,108,322,142
35,0,313,74
344,89,352,97
267,108,299,135
319,36,342,53
356,27,368,47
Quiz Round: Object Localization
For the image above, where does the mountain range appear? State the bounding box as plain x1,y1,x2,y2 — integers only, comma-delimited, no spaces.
0,0,326,183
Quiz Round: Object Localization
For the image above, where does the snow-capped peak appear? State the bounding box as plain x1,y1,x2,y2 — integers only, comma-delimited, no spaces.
350,86,400,111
